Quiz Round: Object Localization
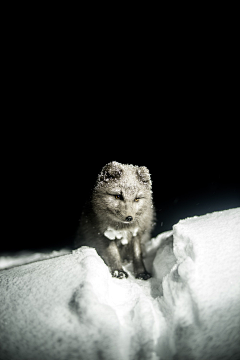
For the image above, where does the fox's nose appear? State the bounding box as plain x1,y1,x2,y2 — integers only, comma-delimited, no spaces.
125,216,133,222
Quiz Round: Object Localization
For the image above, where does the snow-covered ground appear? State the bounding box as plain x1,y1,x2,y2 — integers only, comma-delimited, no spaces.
0,208,239,360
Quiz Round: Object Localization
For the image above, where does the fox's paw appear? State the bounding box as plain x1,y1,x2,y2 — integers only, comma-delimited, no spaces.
136,272,152,280
112,269,128,279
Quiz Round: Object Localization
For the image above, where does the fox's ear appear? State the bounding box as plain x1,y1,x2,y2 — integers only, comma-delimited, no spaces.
99,161,123,182
136,166,151,186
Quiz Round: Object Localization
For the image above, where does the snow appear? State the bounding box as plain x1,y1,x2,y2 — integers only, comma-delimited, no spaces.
0,208,240,360
0,248,71,270
161,208,240,360
104,226,139,245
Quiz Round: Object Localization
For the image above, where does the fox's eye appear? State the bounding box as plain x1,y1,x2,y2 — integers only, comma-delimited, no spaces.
135,198,139,202
113,194,123,200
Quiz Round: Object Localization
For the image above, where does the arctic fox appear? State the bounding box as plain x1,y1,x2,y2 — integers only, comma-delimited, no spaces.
75,161,155,280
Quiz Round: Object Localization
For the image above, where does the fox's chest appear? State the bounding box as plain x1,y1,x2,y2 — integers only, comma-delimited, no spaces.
104,227,138,245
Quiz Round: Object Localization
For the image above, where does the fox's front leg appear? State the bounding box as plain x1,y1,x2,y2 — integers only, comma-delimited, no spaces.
132,235,151,280
98,238,128,279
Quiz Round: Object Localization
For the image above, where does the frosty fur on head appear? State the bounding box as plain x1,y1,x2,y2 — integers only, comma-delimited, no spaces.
96,161,152,189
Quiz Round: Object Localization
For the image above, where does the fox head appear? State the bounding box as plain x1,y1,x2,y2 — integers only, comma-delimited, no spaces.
93,161,153,225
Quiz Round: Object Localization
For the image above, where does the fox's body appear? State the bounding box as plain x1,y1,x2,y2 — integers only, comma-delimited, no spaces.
75,161,155,279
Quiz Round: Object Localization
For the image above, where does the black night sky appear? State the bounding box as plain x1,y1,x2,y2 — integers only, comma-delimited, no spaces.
2,39,239,253
3,11,239,255
3,119,239,254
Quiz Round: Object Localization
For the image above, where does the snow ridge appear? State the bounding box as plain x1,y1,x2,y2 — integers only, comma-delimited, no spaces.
0,208,240,360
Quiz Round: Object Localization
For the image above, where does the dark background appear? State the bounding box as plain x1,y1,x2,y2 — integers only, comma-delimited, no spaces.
2,22,239,253
3,120,239,254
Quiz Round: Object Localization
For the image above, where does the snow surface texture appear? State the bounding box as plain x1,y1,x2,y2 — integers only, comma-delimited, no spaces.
0,208,240,360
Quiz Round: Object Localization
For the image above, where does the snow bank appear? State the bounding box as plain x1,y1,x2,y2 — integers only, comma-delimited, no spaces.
0,208,239,360
0,249,71,270
160,207,240,360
